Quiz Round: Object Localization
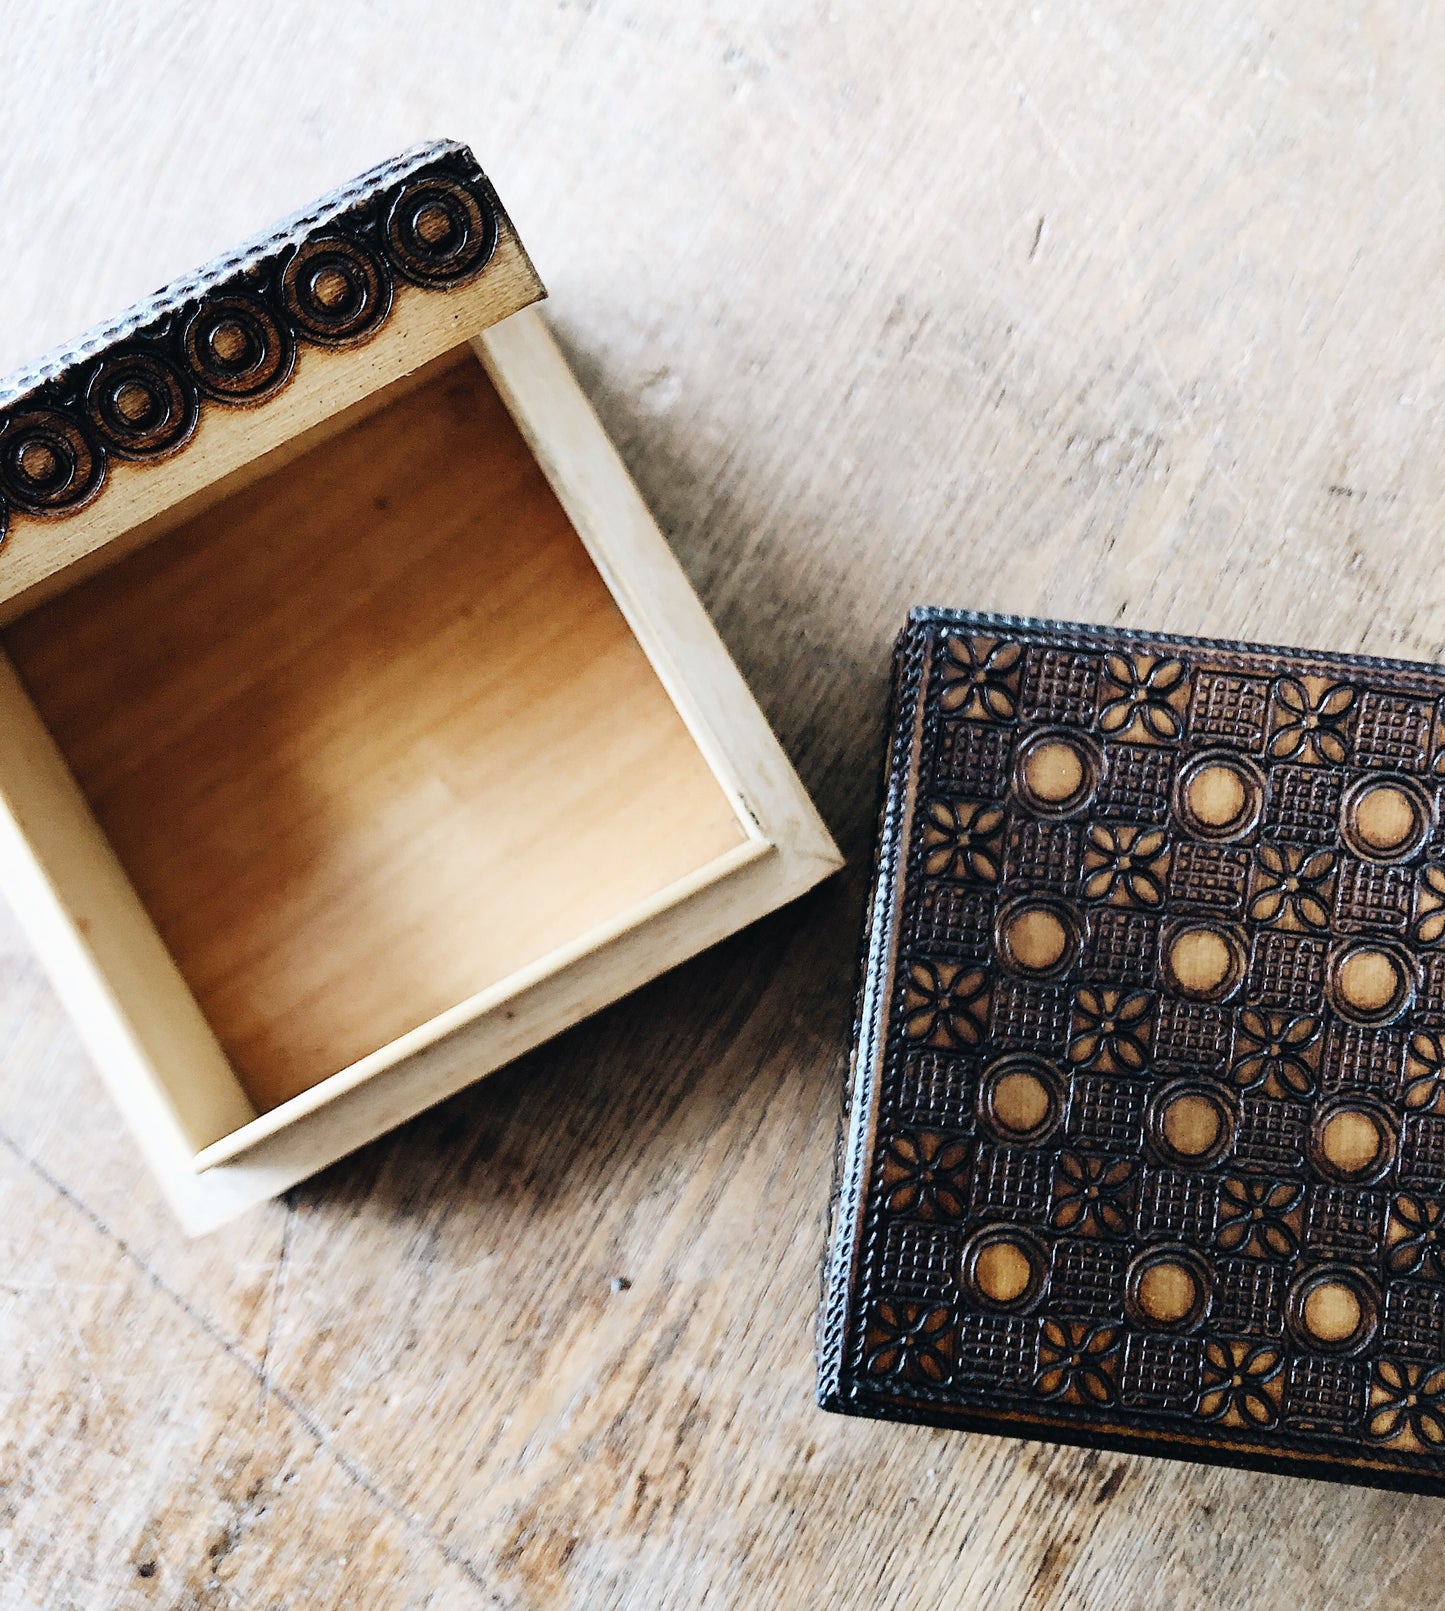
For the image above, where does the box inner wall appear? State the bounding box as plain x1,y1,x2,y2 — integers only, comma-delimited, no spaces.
3,351,747,1114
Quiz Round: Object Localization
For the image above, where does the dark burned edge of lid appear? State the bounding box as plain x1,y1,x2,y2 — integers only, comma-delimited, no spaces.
0,138,535,534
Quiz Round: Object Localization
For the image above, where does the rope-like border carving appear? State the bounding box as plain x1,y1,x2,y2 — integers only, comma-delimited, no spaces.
0,140,519,543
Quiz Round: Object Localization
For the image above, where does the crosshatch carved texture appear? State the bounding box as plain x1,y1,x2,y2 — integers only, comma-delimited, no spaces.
0,140,511,538
820,609,1445,1494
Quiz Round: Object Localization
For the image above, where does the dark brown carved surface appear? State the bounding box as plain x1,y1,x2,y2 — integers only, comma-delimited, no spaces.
0,140,519,541
819,609,1445,1493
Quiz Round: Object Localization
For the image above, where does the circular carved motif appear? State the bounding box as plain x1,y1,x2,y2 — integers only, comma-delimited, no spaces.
1013,729,1099,817
182,292,295,402
1147,1079,1236,1167
1174,749,1264,841
1125,1245,1212,1332
281,234,393,346
385,173,498,287
0,409,104,514
961,1225,1048,1312
1328,941,1415,1026
1341,774,1431,863
1161,921,1245,1003
996,898,1080,981
976,1055,1065,1145
1310,1097,1397,1184
1287,1264,1380,1355
0,159,509,532
84,348,198,459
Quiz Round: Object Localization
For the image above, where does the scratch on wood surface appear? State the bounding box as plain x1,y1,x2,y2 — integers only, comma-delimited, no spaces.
257,1197,295,1427
0,1126,504,1603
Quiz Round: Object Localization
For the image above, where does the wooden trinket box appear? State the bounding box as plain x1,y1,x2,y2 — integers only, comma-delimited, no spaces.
821,609,1445,1494
0,141,839,1233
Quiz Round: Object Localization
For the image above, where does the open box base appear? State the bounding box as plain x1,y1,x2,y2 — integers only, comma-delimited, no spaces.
0,311,839,1231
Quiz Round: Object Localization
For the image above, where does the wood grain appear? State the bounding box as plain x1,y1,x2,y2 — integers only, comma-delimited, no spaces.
4,353,747,1113
0,306,835,1231
6,3,1445,1607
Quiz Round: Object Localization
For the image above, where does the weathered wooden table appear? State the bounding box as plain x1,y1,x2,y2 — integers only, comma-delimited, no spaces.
4,5,1444,1605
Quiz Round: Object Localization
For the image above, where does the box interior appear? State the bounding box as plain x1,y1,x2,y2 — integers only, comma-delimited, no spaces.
2,347,751,1131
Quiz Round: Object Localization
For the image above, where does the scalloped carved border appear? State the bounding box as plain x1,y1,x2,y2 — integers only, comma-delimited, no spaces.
0,140,515,541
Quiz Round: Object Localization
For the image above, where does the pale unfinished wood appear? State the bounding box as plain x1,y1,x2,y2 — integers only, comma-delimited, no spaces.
474,309,839,874
4,351,751,1116
0,651,254,1158
0,306,838,1230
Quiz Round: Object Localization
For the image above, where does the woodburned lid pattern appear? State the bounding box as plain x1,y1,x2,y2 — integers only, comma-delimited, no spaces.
819,608,1445,1494
0,139,516,538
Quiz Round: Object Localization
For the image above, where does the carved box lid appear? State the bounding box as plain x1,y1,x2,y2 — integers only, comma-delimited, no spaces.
821,608,1445,1494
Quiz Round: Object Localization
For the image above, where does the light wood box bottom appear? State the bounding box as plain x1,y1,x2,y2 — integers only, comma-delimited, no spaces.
0,311,840,1232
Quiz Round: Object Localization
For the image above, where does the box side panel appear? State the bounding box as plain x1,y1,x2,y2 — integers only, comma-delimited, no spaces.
0,651,254,1156
165,838,820,1232
474,312,841,884
193,836,771,1168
